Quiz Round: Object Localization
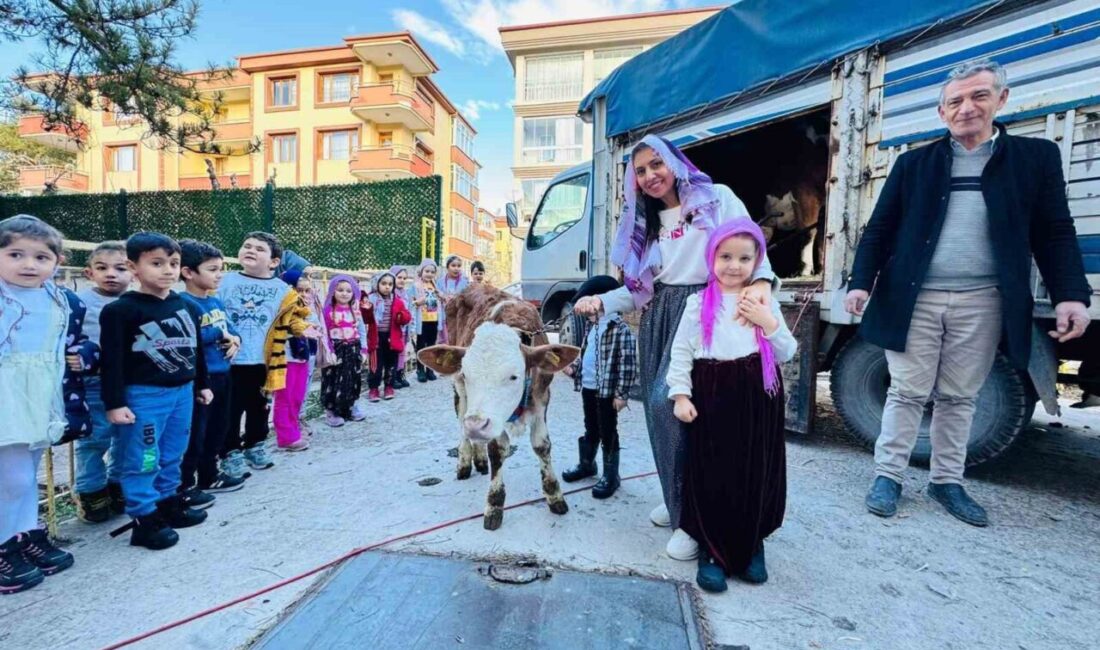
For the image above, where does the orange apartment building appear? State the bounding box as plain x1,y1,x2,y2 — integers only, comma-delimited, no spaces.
15,32,482,261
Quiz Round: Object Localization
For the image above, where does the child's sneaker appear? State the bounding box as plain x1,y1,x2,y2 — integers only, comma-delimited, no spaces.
368,388,381,403
75,488,112,524
205,473,246,493
130,513,178,550
349,404,367,421
325,412,345,428
0,535,44,594
221,450,248,480
244,446,275,470
107,482,126,516
383,386,395,400
157,495,207,529
280,439,310,452
18,529,74,576
179,488,216,510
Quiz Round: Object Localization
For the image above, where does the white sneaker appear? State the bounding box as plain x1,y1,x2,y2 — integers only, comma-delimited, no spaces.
666,528,699,561
649,503,671,527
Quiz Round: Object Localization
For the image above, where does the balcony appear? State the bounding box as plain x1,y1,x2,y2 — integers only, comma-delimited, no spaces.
17,166,88,194
350,82,434,133
178,173,252,190
349,144,432,181
211,120,253,144
18,115,85,152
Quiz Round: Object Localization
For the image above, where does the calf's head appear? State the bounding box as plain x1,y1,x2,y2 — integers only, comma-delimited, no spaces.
763,192,799,230
418,322,579,441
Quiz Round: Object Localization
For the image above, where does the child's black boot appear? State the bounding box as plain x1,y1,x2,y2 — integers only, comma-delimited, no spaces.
417,367,428,383
18,529,74,575
0,535,44,594
157,494,208,529
426,368,438,381
561,437,598,482
75,488,112,523
591,448,620,499
129,512,178,550
107,482,126,515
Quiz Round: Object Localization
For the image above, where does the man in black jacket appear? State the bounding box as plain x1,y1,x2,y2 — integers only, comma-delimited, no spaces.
845,60,1091,527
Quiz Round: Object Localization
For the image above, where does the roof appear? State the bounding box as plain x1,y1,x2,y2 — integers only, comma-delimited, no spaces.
579,0,1001,138
499,6,723,33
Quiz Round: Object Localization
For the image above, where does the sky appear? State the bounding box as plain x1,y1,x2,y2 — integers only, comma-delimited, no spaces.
0,0,714,212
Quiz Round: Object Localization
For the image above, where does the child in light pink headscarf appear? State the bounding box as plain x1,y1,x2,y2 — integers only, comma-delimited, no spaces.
665,218,797,593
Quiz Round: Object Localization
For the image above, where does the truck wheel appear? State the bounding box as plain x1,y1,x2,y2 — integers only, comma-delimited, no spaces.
556,302,585,347
829,337,1033,467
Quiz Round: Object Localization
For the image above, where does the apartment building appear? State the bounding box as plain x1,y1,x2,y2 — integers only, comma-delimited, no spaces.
15,31,481,260
499,7,720,222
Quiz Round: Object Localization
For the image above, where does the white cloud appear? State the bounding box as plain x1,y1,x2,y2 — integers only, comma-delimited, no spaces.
459,99,502,120
392,9,467,57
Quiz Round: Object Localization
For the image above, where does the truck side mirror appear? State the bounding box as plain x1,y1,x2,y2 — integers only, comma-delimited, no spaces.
505,202,519,228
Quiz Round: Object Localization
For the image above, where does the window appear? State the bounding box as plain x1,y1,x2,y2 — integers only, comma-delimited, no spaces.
451,209,475,243
272,134,297,163
593,47,642,84
454,121,475,158
378,73,394,84
523,53,583,102
271,77,297,107
520,178,550,218
452,165,476,203
110,145,137,172
379,131,394,148
527,173,588,250
321,130,358,160
321,72,357,103
521,117,583,165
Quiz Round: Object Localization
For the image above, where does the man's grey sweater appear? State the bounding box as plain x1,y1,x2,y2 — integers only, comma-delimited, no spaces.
923,136,1000,291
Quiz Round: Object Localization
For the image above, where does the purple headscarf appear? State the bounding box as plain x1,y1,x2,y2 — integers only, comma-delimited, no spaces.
700,219,780,396
611,135,724,310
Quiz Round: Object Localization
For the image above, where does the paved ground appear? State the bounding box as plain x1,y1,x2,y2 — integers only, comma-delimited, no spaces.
2,375,1098,650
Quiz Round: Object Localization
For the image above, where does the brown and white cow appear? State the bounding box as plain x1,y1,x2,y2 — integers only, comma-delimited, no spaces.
418,284,580,530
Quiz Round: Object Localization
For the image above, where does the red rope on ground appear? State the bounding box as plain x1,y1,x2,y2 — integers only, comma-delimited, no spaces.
100,470,659,650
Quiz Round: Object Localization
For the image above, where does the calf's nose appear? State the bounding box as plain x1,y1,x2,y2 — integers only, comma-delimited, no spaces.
464,416,493,439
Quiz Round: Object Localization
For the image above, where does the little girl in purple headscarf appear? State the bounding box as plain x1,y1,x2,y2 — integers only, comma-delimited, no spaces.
666,219,797,592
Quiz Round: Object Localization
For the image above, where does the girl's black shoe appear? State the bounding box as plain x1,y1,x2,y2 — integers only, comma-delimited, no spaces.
129,513,178,550
18,529,74,576
737,543,768,584
0,535,44,594
696,551,728,593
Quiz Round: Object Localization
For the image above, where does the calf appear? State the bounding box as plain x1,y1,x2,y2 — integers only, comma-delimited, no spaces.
418,284,579,530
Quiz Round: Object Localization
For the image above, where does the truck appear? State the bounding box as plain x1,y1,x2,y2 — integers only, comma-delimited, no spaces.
508,0,1100,465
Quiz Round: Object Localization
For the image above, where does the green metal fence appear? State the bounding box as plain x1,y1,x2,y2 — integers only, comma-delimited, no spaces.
0,176,443,269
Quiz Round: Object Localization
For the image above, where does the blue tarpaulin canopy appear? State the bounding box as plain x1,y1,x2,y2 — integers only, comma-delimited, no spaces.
578,0,1000,138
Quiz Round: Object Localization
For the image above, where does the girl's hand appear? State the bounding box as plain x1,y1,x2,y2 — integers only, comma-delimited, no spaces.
197,389,214,405
562,366,574,377
737,281,772,326
362,300,373,311
737,295,779,334
574,296,603,317
613,397,628,412
108,407,136,425
673,396,697,423
65,354,84,372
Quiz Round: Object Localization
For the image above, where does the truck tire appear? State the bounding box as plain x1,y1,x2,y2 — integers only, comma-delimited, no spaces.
556,302,585,347
829,337,1033,467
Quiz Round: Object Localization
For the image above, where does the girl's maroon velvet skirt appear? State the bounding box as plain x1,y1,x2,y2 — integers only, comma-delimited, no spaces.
680,354,787,575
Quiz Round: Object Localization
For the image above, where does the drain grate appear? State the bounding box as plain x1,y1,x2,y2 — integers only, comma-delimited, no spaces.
255,552,705,650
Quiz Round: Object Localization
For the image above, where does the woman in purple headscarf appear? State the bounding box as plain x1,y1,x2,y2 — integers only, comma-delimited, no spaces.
573,135,778,562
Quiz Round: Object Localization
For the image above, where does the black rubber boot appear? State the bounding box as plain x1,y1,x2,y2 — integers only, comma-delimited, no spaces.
76,488,112,524
561,437,598,483
129,513,179,550
865,476,902,518
107,482,125,516
592,449,620,499
0,535,44,594
157,495,208,529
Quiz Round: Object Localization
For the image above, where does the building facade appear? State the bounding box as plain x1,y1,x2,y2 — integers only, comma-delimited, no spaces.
16,31,480,260
499,7,721,223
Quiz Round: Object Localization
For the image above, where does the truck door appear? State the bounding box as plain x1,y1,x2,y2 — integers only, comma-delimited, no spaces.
521,171,592,316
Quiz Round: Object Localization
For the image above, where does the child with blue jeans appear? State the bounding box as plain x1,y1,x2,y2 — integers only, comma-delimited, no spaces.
74,241,131,523
100,233,213,551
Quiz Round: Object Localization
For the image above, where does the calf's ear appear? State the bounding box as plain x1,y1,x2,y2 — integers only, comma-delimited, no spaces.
522,344,581,374
417,345,467,375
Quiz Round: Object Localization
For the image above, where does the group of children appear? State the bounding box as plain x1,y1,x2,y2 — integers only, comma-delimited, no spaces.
0,212,493,595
